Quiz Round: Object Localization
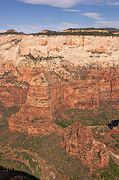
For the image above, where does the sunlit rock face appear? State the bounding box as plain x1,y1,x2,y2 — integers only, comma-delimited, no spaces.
0,34,119,134
1,34,119,66
63,123,109,170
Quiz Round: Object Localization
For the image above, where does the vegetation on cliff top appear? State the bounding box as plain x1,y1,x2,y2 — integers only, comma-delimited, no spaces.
0,27,119,36
56,102,119,128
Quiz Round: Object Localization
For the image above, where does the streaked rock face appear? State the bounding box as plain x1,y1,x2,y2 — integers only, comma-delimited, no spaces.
1,34,118,169
0,34,119,67
0,34,119,135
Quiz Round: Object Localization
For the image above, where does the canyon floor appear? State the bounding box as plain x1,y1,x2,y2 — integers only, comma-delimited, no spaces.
0,102,119,180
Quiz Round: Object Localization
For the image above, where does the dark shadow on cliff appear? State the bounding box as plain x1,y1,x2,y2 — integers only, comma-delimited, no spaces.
108,120,119,130
0,166,40,180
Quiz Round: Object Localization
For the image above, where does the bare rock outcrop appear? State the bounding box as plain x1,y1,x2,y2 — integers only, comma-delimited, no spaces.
0,34,119,67
63,123,109,170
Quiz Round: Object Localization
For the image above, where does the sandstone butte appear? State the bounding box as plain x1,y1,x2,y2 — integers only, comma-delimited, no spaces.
0,34,119,169
63,123,109,170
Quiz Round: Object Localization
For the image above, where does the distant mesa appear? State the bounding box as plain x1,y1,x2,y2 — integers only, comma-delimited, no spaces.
41,30,52,33
62,28,109,33
6,29,18,33
39,28,117,35
1,27,119,35
41,30,57,33
112,32,119,35
20,31,25,34
5,29,25,34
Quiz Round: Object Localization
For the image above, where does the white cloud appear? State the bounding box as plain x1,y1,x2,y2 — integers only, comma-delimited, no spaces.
18,0,119,8
0,29,6,33
107,1,119,5
7,24,44,33
82,12,105,20
18,0,79,8
7,20,119,34
94,20,119,28
62,9,81,12
7,22,80,33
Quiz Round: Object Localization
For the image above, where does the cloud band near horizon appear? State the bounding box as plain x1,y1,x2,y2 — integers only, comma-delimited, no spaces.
18,0,119,8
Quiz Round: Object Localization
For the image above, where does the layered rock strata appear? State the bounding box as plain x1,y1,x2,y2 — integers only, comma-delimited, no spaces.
1,34,119,170
0,63,118,134
0,34,119,134
0,34,119,67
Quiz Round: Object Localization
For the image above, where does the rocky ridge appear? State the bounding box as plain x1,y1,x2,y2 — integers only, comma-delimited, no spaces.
0,34,119,129
0,34,119,133
0,34,119,67
0,34,119,169
63,123,109,170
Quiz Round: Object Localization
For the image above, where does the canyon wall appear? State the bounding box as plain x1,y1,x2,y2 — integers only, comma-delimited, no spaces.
0,34,119,67
0,34,119,134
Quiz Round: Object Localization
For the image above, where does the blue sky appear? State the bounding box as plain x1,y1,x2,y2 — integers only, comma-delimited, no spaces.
0,0,119,33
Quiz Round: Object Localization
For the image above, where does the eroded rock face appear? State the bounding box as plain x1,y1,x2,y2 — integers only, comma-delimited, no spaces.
0,63,119,134
0,34,117,170
0,34,119,134
0,34,119,67
63,123,109,170
0,63,118,134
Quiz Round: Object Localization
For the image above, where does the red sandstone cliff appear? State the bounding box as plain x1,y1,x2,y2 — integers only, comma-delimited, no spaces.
1,34,118,170
0,61,119,134
0,34,119,134
63,123,109,170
